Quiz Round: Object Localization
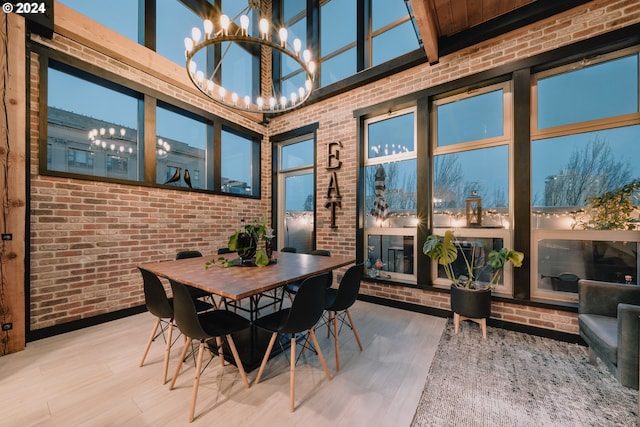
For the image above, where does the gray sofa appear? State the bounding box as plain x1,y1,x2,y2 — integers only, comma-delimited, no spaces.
578,279,640,389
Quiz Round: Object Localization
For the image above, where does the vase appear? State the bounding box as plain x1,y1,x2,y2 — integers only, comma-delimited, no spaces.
265,237,273,260
450,284,492,319
237,231,257,262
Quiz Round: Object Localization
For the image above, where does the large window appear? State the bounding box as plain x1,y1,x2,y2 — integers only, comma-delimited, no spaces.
221,129,260,197
431,82,514,294
156,104,208,189
156,0,202,65
364,108,417,283
58,0,139,42
531,48,640,300
370,0,420,66
47,62,141,181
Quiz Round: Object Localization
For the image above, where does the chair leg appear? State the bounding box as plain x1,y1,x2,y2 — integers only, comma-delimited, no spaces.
188,342,206,423
327,311,332,338
289,335,296,412
216,336,224,367
169,336,191,390
162,321,174,384
333,313,340,371
254,332,278,385
309,327,332,381
140,317,161,367
225,334,250,389
346,309,363,351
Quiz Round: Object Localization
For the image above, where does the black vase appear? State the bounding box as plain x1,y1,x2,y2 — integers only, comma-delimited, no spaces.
450,285,492,319
236,231,257,261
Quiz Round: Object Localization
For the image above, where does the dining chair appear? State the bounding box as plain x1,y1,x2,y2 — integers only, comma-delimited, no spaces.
283,250,333,307
324,263,364,371
280,247,297,253
138,267,212,384
253,272,332,412
176,250,220,309
169,279,251,422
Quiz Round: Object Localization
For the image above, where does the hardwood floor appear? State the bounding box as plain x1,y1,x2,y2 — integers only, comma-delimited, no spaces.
0,301,446,426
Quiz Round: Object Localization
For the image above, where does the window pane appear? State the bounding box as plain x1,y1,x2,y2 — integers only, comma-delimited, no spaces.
372,0,409,31
320,47,356,87
365,159,417,227
538,239,639,292
220,42,256,100
372,20,420,66
433,146,509,228
47,66,139,180
284,0,305,22
282,139,314,170
320,0,356,56
157,1,202,65
221,130,257,196
284,174,314,253
367,112,415,159
434,237,506,285
59,0,138,42
537,55,639,129
437,90,504,146
531,125,640,229
156,106,207,189
366,235,414,275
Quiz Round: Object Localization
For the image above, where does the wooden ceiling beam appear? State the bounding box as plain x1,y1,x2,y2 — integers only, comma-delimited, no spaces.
410,0,440,65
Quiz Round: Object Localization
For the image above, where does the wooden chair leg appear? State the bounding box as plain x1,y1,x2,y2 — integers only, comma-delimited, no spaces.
225,334,250,389
216,336,224,367
310,327,332,381
453,312,460,335
140,317,161,367
254,332,278,385
327,311,332,339
169,336,191,390
346,309,363,351
188,342,205,422
333,314,340,371
290,334,296,412
162,321,174,384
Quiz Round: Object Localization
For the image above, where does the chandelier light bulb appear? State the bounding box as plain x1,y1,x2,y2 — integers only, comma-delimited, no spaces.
257,97,264,109
120,128,126,137
290,92,298,104
232,93,238,105
191,27,201,44
308,61,316,75
305,79,312,92
302,49,311,63
99,128,106,136
203,19,213,38
119,146,125,153
184,37,194,52
293,38,301,55
188,60,197,74
298,87,305,98
280,95,287,107
220,15,230,35
219,86,226,98
206,80,214,93
196,70,204,83
244,95,251,107
259,18,269,39
129,147,133,154
269,97,276,110
109,127,115,136
278,28,288,47
240,15,250,35
101,141,107,149
110,143,115,151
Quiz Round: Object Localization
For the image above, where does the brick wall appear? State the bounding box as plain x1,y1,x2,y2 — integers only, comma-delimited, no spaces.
268,0,640,336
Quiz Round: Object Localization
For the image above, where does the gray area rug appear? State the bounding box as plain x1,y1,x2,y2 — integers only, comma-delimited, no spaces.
411,319,637,427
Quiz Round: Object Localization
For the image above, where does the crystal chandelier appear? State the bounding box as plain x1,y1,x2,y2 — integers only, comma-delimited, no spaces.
184,1,315,114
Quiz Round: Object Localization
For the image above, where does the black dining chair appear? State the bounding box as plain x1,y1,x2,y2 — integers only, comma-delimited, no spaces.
138,267,212,384
168,280,251,423
324,263,364,371
282,250,333,308
253,272,332,412
176,250,220,308
280,247,297,253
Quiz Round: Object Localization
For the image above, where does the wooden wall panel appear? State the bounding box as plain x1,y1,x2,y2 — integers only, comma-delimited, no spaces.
0,13,27,355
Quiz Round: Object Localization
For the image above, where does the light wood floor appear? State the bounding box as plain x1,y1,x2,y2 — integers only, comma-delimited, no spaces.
0,301,446,426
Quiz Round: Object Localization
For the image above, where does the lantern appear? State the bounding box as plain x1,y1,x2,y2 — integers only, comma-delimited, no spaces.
466,191,482,227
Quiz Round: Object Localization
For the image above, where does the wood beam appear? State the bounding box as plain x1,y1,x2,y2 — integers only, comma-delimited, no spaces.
410,0,439,64
0,12,27,355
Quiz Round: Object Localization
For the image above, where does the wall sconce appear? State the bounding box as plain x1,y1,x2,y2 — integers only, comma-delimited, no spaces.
466,191,482,227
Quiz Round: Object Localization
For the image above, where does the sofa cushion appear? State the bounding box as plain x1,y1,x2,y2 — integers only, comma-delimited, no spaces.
578,313,618,366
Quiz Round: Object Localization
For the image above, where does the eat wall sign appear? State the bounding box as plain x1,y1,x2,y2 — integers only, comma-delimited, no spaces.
325,141,342,228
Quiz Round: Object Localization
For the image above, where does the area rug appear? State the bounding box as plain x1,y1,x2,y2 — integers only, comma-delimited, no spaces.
411,319,637,427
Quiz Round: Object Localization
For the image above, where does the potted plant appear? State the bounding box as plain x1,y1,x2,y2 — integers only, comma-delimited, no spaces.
423,230,524,337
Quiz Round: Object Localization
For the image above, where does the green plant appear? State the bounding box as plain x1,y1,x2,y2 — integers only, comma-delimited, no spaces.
575,178,640,230
206,216,273,268
423,230,524,289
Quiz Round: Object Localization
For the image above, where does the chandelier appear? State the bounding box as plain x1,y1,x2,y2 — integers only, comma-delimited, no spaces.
88,127,134,154
184,1,315,114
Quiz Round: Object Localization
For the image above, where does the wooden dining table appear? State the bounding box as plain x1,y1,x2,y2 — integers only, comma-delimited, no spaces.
139,251,355,370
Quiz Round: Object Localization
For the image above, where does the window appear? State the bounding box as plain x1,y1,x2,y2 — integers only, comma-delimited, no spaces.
277,136,315,253
364,108,417,283
221,129,260,197
156,0,203,66
156,104,208,189
370,0,420,66
431,82,514,294
281,0,308,99
58,0,139,43
531,48,640,300
320,0,357,86
47,62,140,181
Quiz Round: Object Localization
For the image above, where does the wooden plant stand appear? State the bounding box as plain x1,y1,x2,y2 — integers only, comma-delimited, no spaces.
453,312,487,339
